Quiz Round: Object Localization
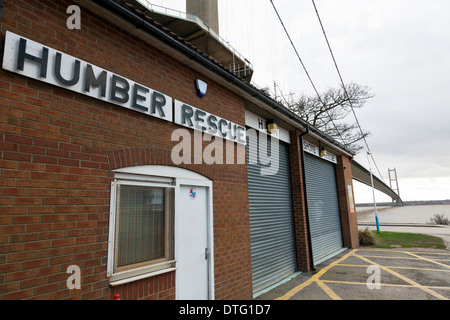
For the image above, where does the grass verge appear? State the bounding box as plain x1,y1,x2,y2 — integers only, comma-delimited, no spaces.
372,231,446,249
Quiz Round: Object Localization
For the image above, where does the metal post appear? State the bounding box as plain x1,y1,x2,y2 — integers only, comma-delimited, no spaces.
367,152,380,232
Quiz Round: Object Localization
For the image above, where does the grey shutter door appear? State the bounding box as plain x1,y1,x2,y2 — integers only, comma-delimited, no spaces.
247,134,297,293
304,153,343,264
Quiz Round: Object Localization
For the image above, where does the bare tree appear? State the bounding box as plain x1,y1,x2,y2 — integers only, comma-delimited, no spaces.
286,83,374,153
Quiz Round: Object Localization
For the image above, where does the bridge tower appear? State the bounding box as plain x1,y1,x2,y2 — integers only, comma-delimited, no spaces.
388,168,402,206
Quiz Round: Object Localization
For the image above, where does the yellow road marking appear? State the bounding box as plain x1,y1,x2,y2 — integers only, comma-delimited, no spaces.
356,248,405,253
408,251,450,256
336,263,371,267
275,248,450,300
359,254,423,260
316,280,342,300
358,248,450,256
322,279,450,293
274,277,314,300
337,263,450,273
322,279,413,288
354,253,449,300
275,249,356,300
404,251,450,270
383,266,450,273
427,285,450,291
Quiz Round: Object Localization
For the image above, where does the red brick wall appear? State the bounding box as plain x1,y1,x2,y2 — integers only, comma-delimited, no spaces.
290,133,359,270
0,0,252,300
289,130,312,271
336,155,359,249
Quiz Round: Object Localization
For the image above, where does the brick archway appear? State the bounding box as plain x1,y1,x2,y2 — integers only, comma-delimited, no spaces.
107,147,216,181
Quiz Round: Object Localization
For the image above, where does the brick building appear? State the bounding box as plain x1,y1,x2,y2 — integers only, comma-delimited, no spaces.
0,0,359,300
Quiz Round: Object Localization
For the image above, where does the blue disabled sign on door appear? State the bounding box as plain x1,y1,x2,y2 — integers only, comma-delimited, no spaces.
189,188,197,200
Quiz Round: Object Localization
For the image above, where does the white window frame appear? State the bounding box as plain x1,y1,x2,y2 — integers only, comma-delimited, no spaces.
107,166,214,295
107,176,176,285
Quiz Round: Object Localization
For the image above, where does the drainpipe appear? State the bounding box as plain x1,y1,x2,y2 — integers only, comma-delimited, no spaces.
299,126,316,271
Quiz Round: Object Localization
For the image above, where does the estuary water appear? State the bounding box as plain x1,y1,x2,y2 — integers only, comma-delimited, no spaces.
357,204,450,224
357,204,450,247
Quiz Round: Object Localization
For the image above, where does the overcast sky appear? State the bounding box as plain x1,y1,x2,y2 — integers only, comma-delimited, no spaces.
155,0,450,203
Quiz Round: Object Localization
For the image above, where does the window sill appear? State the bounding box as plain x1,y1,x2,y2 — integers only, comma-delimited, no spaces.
109,267,177,287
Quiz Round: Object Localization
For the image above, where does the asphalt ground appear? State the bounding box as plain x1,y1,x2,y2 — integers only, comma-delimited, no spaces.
255,247,450,300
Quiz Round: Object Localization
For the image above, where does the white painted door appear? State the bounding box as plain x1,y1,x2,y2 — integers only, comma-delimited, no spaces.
176,185,210,300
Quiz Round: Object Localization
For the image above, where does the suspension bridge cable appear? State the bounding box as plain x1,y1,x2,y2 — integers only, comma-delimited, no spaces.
311,0,385,181
269,0,320,99
269,0,347,146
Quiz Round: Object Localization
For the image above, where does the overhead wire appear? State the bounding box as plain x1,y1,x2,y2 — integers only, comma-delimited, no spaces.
269,0,385,182
269,0,348,148
269,0,320,105
310,0,385,182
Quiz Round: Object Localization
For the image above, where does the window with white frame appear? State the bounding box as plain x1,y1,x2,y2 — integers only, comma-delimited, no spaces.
108,177,175,284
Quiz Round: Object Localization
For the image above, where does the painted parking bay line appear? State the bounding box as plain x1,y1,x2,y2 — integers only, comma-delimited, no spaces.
322,279,414,289
316,280,342,300
338,263,450,274
275,249,356,300
409,251,450,256
276,248,450,300
354,252,449,300
404,251,450,270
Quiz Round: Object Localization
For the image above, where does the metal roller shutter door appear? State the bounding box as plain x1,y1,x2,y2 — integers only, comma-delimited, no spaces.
247,135,297,293
304,153,343,264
